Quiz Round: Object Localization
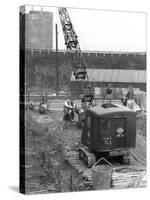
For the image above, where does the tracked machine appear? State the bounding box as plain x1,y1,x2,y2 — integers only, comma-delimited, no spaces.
58,8,145,189
64,102,144,189
79,103,137,167
58,7,95,104
58,7,137,165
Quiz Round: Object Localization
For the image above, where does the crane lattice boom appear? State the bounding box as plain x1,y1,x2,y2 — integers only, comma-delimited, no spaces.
58,7,94,96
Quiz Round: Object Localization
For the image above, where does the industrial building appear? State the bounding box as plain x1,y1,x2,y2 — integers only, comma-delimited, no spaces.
19,6,146,97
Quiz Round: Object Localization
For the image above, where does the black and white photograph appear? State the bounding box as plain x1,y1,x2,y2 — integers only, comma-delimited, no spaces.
19,4,147,195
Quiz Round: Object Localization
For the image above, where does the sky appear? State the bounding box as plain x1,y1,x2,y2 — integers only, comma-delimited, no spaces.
25,5,146,52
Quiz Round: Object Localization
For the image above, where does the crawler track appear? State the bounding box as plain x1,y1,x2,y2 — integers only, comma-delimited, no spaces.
64,150,146,189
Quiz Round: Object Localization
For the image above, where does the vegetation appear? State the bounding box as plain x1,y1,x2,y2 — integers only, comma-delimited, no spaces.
24,111,85,194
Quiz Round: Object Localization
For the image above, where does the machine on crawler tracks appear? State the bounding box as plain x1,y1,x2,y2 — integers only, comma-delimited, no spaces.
79,103,137,167
57,8,146,190
58,7,137,168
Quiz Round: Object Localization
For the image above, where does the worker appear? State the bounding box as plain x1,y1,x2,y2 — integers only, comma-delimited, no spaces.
63,99,71,121
64,99,71,108
63,99,76,121
121,96,128,106
29,102,35,110
126,91,130,99
70,99,75,109
104,84,113,103
70,100,76,120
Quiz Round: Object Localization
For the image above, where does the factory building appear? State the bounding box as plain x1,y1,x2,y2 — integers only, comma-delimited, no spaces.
19,6,146,98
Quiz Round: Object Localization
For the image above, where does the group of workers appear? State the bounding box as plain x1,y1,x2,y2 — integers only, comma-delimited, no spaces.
63,85,131,122
28,85,130,120
63,94,95,122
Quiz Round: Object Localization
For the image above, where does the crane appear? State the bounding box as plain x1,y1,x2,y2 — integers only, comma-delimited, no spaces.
58,7,95,105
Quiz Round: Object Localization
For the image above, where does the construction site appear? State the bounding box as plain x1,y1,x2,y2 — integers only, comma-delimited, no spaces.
20,5,146,194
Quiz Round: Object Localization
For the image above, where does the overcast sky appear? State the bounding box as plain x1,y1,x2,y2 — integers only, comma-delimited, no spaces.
25,5,146,52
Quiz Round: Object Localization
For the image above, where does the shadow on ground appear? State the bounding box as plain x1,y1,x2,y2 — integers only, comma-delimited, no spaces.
9,186,19,193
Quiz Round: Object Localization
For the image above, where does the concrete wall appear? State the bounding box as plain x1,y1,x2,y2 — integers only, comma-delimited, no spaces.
24,50,146,93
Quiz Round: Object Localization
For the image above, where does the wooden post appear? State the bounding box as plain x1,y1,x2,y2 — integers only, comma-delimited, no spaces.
28,90,30,103
55,24,59,96
45,92,47,103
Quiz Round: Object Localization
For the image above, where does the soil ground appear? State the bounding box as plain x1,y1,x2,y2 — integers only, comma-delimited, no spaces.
24,109,146,194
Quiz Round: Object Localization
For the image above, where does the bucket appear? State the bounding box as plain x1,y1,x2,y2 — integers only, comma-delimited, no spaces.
92,157,113,190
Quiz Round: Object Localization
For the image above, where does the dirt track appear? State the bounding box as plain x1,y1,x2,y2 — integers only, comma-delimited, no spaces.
25,110,146,194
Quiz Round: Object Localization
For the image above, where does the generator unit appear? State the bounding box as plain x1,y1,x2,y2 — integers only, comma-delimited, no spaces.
79,103,136,167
